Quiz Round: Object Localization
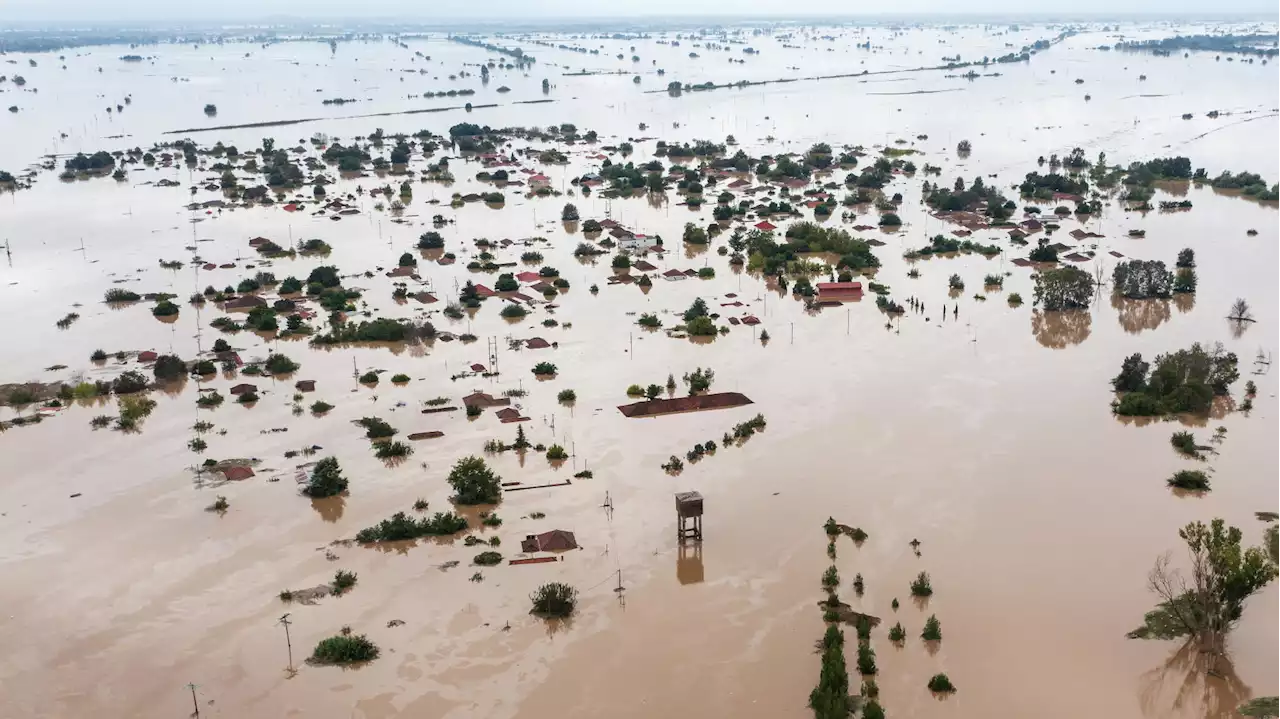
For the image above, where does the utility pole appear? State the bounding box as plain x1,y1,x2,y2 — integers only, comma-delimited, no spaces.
186,683,200,718
278,613,294,672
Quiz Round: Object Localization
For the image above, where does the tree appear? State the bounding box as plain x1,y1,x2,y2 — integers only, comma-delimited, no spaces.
417,231,444,250
561,203,579,221
1034,266,1094,310
957,139,972,154
1229,298,1253,322
448,455,502,504
683,297,709,322
682,367,715,394
1128,519,1276,671
1112,353,1150,392
645,384,663,400
152,354,186,381
1176,248,1195,268
303,457,348,498
1174,267,1197,294
1113,259,1174,299
1028,238,1058,262
647,172,665,192
683,222,708,244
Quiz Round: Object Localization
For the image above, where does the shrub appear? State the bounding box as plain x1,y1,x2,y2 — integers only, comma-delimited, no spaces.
474,551,503,566
853,574,865,596
561,203,579,221
448,455,502,504
1170,431,1200,456
557,389,576,403
332,569,358,592
374,440,412,459
310,634,379,664
682,367,715,394
910,571,933,597
105,288,141,302
191,360,216,375
391,373,410,383
878,213,902,226
532,362,557,375
928,673,956,692
90,349,108,361
948,274,965,290
264,353,299,375
626,384,644,396
303,457,348,497
661,455,684,472
359,371,379,384
417,231,444,249
113,370,149,394
530,582,578,617
197,391,224,408
546,444,568,460
984,274,1004,287
1008,292,1024,306
357,417,396,439
1168,470,1210,490
822,565,840,589
152,354,186,380
922,614,942,641
637,313,662,328
310,400,333,413
611,254,631,269
500,304,528,319
152,300,180,317
888,622,905,641
355,510,467,542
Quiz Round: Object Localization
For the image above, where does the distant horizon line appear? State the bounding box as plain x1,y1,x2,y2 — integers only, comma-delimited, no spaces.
1,10,1277,30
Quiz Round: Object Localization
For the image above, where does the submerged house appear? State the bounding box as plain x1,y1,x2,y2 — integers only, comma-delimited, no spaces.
521,529,578,553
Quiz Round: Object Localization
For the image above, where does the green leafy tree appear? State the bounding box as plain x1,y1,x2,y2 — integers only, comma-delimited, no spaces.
303,457,348,498
1034,266,1094,310
448,455,502,505
1128,519,1277,671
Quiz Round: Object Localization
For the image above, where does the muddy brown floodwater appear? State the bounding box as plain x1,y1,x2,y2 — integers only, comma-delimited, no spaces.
0,20,1276,719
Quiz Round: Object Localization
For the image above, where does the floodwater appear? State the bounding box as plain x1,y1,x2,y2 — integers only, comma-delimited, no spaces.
0,20,1277,719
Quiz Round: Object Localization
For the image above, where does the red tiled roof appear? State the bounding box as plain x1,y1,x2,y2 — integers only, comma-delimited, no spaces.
817,282,863,292
755,221,777,231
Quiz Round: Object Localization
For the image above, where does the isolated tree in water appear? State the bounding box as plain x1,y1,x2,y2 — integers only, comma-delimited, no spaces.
1128,519,1275,673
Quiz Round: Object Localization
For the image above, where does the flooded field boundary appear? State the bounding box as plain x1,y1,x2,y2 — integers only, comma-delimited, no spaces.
162,99,556,135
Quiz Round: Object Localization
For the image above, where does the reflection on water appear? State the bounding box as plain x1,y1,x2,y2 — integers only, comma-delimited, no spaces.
1138,640,1252,719
1031,309,1093,348
676,542,704,585
1173,292,1196,314
1113,293,1172,334
311,495,345,523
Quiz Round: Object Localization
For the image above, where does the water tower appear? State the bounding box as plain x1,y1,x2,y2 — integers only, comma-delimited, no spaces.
674,490,703,542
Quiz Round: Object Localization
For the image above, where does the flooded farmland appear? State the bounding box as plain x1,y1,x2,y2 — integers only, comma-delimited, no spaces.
0,18,1277,719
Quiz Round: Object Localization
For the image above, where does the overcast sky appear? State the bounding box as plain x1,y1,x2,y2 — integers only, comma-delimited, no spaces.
3,0,1276,23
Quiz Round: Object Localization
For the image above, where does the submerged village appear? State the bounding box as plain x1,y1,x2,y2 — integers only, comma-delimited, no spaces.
0,17,1278,719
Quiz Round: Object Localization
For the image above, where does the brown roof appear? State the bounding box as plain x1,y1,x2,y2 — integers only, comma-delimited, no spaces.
414,292,437,304
222,466,255,481
137,350,158,362
386,266,416,277
817,282,863,292
230,383,257,395
224,295,267,310
470,363,486,372
295,380,316,392
462,391,510,408
633,260,658,272
525,337,551,349
521,529,578,553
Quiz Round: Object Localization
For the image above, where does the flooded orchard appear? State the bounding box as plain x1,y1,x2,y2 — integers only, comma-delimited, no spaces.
0,19,1276,719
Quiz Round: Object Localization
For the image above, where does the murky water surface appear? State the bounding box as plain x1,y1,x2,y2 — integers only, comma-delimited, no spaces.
0,20,1276,719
